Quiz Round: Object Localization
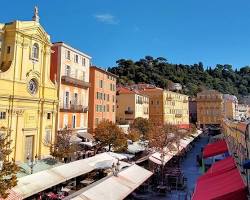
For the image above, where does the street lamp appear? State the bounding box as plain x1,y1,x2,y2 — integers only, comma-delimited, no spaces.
26,153,38,174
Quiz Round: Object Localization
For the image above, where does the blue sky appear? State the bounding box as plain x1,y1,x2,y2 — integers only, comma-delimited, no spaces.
1,0,250,68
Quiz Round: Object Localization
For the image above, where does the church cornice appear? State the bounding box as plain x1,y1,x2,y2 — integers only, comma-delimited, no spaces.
3,21,51,46
0,95,58,103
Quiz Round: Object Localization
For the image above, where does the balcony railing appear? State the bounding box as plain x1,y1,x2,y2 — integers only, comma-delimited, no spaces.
125,110,134,115
136,100,143,105
60,104,88,113
166,96,172,100
61,75,90,89
183,99,188,103
175,114,182,118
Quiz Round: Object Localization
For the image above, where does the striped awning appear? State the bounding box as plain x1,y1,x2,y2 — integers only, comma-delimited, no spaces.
0,190,22,200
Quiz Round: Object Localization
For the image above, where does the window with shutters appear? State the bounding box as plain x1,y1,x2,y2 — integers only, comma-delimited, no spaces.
0,112,6,119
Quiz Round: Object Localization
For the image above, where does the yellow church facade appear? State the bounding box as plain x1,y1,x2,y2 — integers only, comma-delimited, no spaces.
0,10,58,162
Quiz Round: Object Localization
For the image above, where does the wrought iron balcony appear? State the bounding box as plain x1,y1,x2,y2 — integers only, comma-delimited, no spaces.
125,110,134,114
61,75,90,89
60,104,88,113
136,100,143,104
165,96,172,100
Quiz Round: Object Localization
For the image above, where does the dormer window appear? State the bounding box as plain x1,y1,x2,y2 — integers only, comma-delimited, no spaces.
32,43,39,60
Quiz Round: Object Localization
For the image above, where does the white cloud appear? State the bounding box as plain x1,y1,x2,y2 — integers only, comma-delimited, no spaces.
94,13,119,25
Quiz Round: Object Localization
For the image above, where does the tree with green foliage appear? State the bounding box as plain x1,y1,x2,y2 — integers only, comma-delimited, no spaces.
108,56,250,99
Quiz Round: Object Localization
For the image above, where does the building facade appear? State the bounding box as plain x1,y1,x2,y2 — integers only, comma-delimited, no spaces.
169,82,182,91
237,104,249,120
132,84,189,127
162,90,189,127
50,42,90,135
189,97,197,124
223,94,238,120
116,86,149,124
0,9,58,162
197,90,224,127
88,66,117,133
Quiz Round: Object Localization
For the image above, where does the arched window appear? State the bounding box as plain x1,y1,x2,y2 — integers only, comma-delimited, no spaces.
32,43,39,60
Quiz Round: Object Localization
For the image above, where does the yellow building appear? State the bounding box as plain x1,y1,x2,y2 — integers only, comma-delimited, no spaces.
163,90,189,127
197,90,223,127
0,8,58,162
116,86,149,124
222,120,248,168
133,84,189,127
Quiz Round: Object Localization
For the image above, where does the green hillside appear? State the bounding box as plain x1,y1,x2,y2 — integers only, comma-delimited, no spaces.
108,56,250,98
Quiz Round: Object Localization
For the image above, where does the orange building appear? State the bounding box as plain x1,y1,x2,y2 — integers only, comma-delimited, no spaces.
50,42,91,135
88,66,117,133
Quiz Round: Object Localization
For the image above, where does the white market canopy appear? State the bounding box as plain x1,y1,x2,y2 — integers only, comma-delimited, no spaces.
12,153,128,199
106,152,129,160
149,152,174,165
70,135,82,143
149,131,201,165
71,164,153,200
77,131,95,141
80,141,96,147
180,137,194,149
127,141,145,154
192,129,202,138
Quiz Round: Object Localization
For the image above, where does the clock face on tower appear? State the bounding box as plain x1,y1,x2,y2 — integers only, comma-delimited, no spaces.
28,79,38,95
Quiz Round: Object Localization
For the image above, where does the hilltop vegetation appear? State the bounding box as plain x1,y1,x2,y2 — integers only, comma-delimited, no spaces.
108,56,250,97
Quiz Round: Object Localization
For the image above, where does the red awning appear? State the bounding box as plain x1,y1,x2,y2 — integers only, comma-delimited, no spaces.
203,140,228,158
192,168,247,200
198,157,236,181
192,157,247,200
205,156,235,174
177,124,190,129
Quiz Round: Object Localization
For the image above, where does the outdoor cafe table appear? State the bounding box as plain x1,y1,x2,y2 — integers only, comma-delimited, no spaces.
61,187,71,192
